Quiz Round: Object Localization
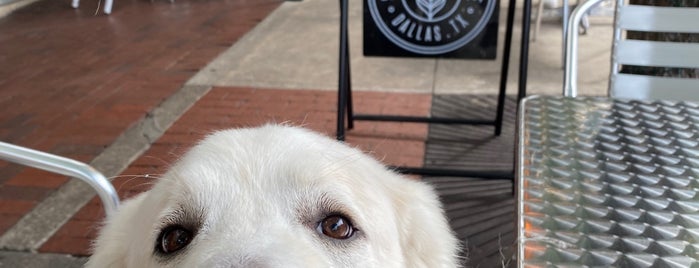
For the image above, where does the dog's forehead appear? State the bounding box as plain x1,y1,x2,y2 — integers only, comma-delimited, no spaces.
162,125,367,201
190,126,353,173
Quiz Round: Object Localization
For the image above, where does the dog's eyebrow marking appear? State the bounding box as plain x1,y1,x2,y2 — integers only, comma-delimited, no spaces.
317,193,343,213
160,203,206,231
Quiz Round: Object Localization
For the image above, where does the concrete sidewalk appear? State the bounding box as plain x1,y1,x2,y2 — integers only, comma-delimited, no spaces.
190,0,611,95
0,0,613,266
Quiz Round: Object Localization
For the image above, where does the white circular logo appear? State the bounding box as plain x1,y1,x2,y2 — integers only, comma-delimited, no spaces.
367,0,496,55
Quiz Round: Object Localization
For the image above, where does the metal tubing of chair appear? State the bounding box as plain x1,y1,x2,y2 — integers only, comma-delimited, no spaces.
563,0,605,97
533,0,545,42
70,0,113,14
104,0,113,14
562,0,569,67
0,142,119,218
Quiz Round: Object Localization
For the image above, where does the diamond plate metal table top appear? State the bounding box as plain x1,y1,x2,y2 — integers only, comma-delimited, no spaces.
517,96,699,268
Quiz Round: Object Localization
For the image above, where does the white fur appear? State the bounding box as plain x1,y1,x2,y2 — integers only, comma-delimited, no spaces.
86,125,460,268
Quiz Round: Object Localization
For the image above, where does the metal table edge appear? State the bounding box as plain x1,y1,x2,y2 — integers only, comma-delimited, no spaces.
515,95,543,266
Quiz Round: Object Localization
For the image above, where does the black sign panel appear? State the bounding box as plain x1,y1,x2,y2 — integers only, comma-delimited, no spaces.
364,0,499,59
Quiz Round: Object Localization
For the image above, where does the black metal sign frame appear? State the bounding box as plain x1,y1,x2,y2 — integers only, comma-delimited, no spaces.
336,0,531,184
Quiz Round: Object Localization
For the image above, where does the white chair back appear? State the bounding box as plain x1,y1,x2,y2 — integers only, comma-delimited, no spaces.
563,0,699,101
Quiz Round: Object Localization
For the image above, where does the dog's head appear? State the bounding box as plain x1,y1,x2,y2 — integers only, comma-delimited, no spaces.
86,125,459,267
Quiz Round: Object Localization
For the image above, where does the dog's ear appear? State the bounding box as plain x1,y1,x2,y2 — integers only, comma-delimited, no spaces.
388,177,461,268
85,194,148,268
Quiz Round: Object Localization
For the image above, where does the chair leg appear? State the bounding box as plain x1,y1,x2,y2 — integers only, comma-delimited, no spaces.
533,0,545,42
104,0,113,14
580,12,590,34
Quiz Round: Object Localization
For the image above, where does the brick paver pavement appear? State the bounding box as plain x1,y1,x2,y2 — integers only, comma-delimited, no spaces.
0,0,282,236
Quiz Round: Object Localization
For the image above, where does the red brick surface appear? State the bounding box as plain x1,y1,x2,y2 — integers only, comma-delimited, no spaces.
41,87,432,255
1,0,436,257
0,0,282,236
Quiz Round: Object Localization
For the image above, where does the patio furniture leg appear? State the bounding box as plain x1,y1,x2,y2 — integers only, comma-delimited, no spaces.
104,0,113,14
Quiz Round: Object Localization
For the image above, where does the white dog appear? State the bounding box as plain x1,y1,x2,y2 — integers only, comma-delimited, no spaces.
86,125,460,267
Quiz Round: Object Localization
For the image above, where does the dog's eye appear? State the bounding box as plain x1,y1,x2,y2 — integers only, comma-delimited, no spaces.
157,225,193,254
318,215,354,240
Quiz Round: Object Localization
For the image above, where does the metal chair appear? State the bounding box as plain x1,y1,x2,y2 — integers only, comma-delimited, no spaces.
563,0,699,100
72,0,113,14
0,142,119,218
